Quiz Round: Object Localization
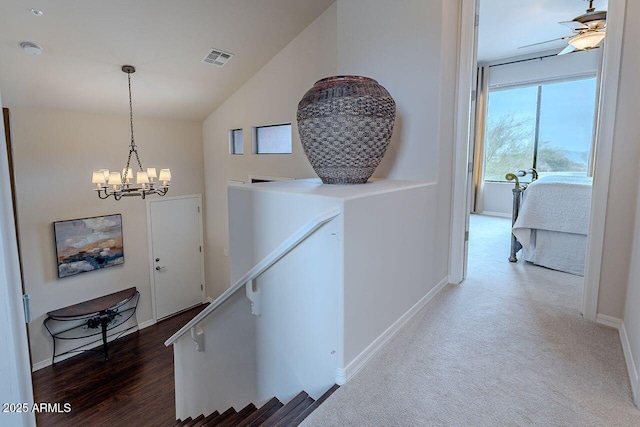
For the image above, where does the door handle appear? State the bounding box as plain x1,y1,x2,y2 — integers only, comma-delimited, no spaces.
155,266,166,271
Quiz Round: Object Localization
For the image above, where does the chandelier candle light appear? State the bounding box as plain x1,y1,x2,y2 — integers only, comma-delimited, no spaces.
92,65,171,200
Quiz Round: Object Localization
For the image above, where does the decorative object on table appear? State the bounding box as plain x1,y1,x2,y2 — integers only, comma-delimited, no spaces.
54,214,124,278
44,287,139,365
296,75,396,184
91,65,171,200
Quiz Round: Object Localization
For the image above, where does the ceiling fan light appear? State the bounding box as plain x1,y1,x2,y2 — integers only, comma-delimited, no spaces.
569,31,605,50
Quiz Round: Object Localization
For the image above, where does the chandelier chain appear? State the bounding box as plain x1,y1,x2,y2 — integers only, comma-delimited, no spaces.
122,70,144,183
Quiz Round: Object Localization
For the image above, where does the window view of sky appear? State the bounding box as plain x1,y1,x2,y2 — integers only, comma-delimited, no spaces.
484,77,597,181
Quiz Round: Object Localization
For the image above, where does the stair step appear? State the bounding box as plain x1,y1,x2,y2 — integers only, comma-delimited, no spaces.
205,407,237,426
216,403,257,427
259,392,311,427
271,396,315,427
185,414,205,426
192,411,219,427
178,385,338,427
236,397,283,427
289,384,340,426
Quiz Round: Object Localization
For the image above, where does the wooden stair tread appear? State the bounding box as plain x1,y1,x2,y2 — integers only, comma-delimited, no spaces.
236,397,283,427
205,407,237,426
178,385,338,427
216,403,257,427
259,391,311,427
192,411,219,427
271,396,315,427
289,384,340,426
185,414,205,426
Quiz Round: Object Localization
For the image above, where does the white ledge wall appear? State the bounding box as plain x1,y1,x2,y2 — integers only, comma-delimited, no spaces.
229,179,444,382
336,0,460,285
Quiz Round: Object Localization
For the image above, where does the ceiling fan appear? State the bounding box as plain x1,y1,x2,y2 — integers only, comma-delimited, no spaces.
519,0,606,55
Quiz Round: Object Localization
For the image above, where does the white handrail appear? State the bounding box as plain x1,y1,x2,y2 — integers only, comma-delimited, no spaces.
164,207,341,346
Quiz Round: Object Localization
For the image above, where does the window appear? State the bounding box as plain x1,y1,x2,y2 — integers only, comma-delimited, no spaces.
253,124,292,154
229,129,243,155
483,77,597,182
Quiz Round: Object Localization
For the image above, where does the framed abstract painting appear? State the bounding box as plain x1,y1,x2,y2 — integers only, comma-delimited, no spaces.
53,214,124,278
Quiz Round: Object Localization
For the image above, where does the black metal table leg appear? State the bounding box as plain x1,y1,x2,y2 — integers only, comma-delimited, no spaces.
100,313,109,361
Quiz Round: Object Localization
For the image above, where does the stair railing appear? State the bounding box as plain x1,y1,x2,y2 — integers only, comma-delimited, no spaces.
164,207,341,348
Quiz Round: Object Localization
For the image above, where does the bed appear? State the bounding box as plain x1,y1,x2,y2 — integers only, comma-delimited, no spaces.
506,169,593,276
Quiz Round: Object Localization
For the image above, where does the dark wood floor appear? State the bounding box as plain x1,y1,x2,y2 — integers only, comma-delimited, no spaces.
32,304,207,427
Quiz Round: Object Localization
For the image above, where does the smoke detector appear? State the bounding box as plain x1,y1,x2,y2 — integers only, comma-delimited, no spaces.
20,41,42,55
201,48,233,67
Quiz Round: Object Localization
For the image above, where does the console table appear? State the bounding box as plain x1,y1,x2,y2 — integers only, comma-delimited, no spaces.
44,287,140,365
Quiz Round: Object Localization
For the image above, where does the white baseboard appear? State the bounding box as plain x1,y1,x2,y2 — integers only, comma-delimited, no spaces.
32,318,156,372
619,321,639,406
206,297,214,304
138,319,156,329
596,313,623,329
335,276,449,385
597,316,638,406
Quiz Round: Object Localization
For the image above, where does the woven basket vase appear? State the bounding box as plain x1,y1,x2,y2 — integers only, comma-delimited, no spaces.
296,76,396,184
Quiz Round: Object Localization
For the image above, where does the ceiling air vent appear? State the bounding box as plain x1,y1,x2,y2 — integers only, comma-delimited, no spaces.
202,48,234,67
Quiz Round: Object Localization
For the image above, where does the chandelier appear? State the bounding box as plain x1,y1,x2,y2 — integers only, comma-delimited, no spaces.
92,65,171,200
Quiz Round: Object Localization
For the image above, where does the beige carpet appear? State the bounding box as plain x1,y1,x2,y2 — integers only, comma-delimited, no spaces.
302,214,640,426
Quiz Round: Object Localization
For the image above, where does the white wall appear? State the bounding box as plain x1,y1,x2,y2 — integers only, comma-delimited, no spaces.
202,4,337,298
342,182,441,367
336,0,460,284
175,182,342,420
481,182,515,217
8,107,204,369
0,99,36,426
228,185,341,401
619,1,640,405
598,0,640,318
623,169,640,406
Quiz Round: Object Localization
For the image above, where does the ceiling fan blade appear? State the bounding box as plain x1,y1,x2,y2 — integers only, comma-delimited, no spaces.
559,20,589,31
518,37,570,49
557,44,577,56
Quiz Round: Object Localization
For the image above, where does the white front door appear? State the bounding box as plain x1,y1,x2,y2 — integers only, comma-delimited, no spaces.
148,195,204,320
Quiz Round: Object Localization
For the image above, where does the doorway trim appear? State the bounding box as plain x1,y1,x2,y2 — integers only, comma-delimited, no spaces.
450,0,627,322
449,0,477,285
580,0,626,321
146,194,205,322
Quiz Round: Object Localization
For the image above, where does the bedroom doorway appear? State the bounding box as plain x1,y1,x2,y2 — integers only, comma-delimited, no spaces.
451,0,626,322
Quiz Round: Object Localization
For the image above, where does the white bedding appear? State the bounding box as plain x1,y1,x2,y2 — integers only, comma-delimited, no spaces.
512,175,593,275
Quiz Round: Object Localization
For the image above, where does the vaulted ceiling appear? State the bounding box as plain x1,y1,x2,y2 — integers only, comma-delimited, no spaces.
0,0,335,120
0,1,609,120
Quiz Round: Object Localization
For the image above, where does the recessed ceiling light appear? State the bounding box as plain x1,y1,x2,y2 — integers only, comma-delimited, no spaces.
20,41,42,55
30,8,43,16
